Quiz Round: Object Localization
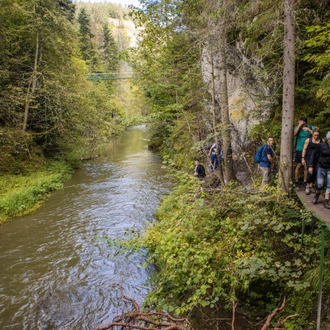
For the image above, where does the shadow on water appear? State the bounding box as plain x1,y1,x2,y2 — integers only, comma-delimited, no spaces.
0,125,171,330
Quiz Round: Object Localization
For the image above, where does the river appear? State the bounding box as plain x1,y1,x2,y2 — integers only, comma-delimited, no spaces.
0,125,171,330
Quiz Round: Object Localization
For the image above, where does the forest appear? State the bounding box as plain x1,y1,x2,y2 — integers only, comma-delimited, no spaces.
0,0,145,222
1,0,330,329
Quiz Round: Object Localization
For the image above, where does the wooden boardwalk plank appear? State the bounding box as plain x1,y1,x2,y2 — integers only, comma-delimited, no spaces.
296,188,330,224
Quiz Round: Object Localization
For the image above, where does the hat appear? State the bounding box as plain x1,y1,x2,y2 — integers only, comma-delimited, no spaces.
326,131,330,139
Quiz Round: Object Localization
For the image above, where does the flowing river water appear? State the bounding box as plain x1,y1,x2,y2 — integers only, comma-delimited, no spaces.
0,125,171,330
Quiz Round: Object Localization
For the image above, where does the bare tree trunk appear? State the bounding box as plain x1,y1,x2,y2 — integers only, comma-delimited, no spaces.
279,0,295,193
23,1,39,132
201,0,236,183
218,28,236,182
210,46,225,186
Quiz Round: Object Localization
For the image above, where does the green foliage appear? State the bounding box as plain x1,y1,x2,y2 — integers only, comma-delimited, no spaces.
239,0,284,71
129,179,320,324
120,0,330,325
302,24,330,132
58,0,76,22
0,160,71,223
75,2,132,53
129,1,205,155
304,24,330,75
0,0,127,168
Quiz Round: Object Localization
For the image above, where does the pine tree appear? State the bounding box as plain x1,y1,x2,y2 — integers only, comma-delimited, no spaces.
77,8,100,71
102,23,119,72
58,0,75,22
279,0,295,193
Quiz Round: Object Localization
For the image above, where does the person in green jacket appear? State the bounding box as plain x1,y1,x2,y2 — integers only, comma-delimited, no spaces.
294,117,314,187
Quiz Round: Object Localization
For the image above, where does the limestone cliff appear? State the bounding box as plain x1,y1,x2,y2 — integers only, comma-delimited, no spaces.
201,39,277,155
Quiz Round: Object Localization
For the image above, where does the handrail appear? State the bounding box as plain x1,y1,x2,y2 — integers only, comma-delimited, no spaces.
295,190,329,330
317,222,327,330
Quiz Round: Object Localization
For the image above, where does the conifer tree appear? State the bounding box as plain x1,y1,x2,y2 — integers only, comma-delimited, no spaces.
58,0,75,22
279,0,295,193
77,8,100,71
102,23,119,72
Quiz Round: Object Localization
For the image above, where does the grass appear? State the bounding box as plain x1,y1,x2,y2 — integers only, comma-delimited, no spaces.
0,161,72,224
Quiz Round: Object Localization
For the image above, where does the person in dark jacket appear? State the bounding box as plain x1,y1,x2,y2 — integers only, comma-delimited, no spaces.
301,128,322,194
194,159,206,178
308,131,330,209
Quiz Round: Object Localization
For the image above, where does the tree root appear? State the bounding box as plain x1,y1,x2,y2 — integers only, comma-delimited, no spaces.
94,284,193,330
96,288,299,330
261,297,286,330
260,297,298,330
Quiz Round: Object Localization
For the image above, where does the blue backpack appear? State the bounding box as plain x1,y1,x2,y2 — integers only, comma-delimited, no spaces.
255,144,266,163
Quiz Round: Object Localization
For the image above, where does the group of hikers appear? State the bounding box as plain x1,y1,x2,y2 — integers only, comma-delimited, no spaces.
293,117,330,209
194,116,330,210
253,116,330,210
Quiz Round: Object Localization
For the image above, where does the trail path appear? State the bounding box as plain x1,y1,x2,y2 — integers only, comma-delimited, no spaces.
296,187,330,224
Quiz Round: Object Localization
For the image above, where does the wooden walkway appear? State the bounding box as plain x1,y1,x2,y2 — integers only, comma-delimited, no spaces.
296,187,330,224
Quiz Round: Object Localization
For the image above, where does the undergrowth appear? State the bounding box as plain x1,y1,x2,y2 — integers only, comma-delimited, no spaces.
0,161,72,224
120,174,329,329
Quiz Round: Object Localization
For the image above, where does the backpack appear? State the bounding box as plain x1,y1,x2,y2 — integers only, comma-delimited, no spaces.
255,144,266,163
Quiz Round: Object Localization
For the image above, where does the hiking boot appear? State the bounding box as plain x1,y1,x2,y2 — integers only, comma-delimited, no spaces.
303,181,307,188
323,199,330,209
312,193,320,205
305,186,311,195
294,181,299,189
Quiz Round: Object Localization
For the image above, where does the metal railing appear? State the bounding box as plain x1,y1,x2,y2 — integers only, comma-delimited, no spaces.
296,191,328,329
317,221,330,330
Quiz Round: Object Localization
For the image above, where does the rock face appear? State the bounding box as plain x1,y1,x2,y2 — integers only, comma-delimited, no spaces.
108,17,141,48
201,39,277,156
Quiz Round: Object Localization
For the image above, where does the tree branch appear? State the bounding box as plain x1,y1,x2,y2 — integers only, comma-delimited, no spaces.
261,297,286,330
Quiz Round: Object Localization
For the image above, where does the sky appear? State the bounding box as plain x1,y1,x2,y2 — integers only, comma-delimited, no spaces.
75,0,141,7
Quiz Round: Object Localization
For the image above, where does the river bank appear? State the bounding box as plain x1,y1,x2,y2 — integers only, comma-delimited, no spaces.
0,126,171,329
0,160,73,224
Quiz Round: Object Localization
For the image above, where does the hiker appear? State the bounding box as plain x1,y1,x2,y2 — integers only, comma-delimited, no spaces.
294,117,314,187
308,131,330,209
259,137,275,185
208,142,219,171
301,128,322,195
194,159,206,178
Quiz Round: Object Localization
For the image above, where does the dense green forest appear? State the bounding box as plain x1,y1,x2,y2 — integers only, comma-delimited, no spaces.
1,0,330,328
0,0,144,222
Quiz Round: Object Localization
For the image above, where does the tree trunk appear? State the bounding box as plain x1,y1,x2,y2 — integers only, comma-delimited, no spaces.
23,1,39,132
218,28,236,182
210,46,226,186
279,0,295,193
